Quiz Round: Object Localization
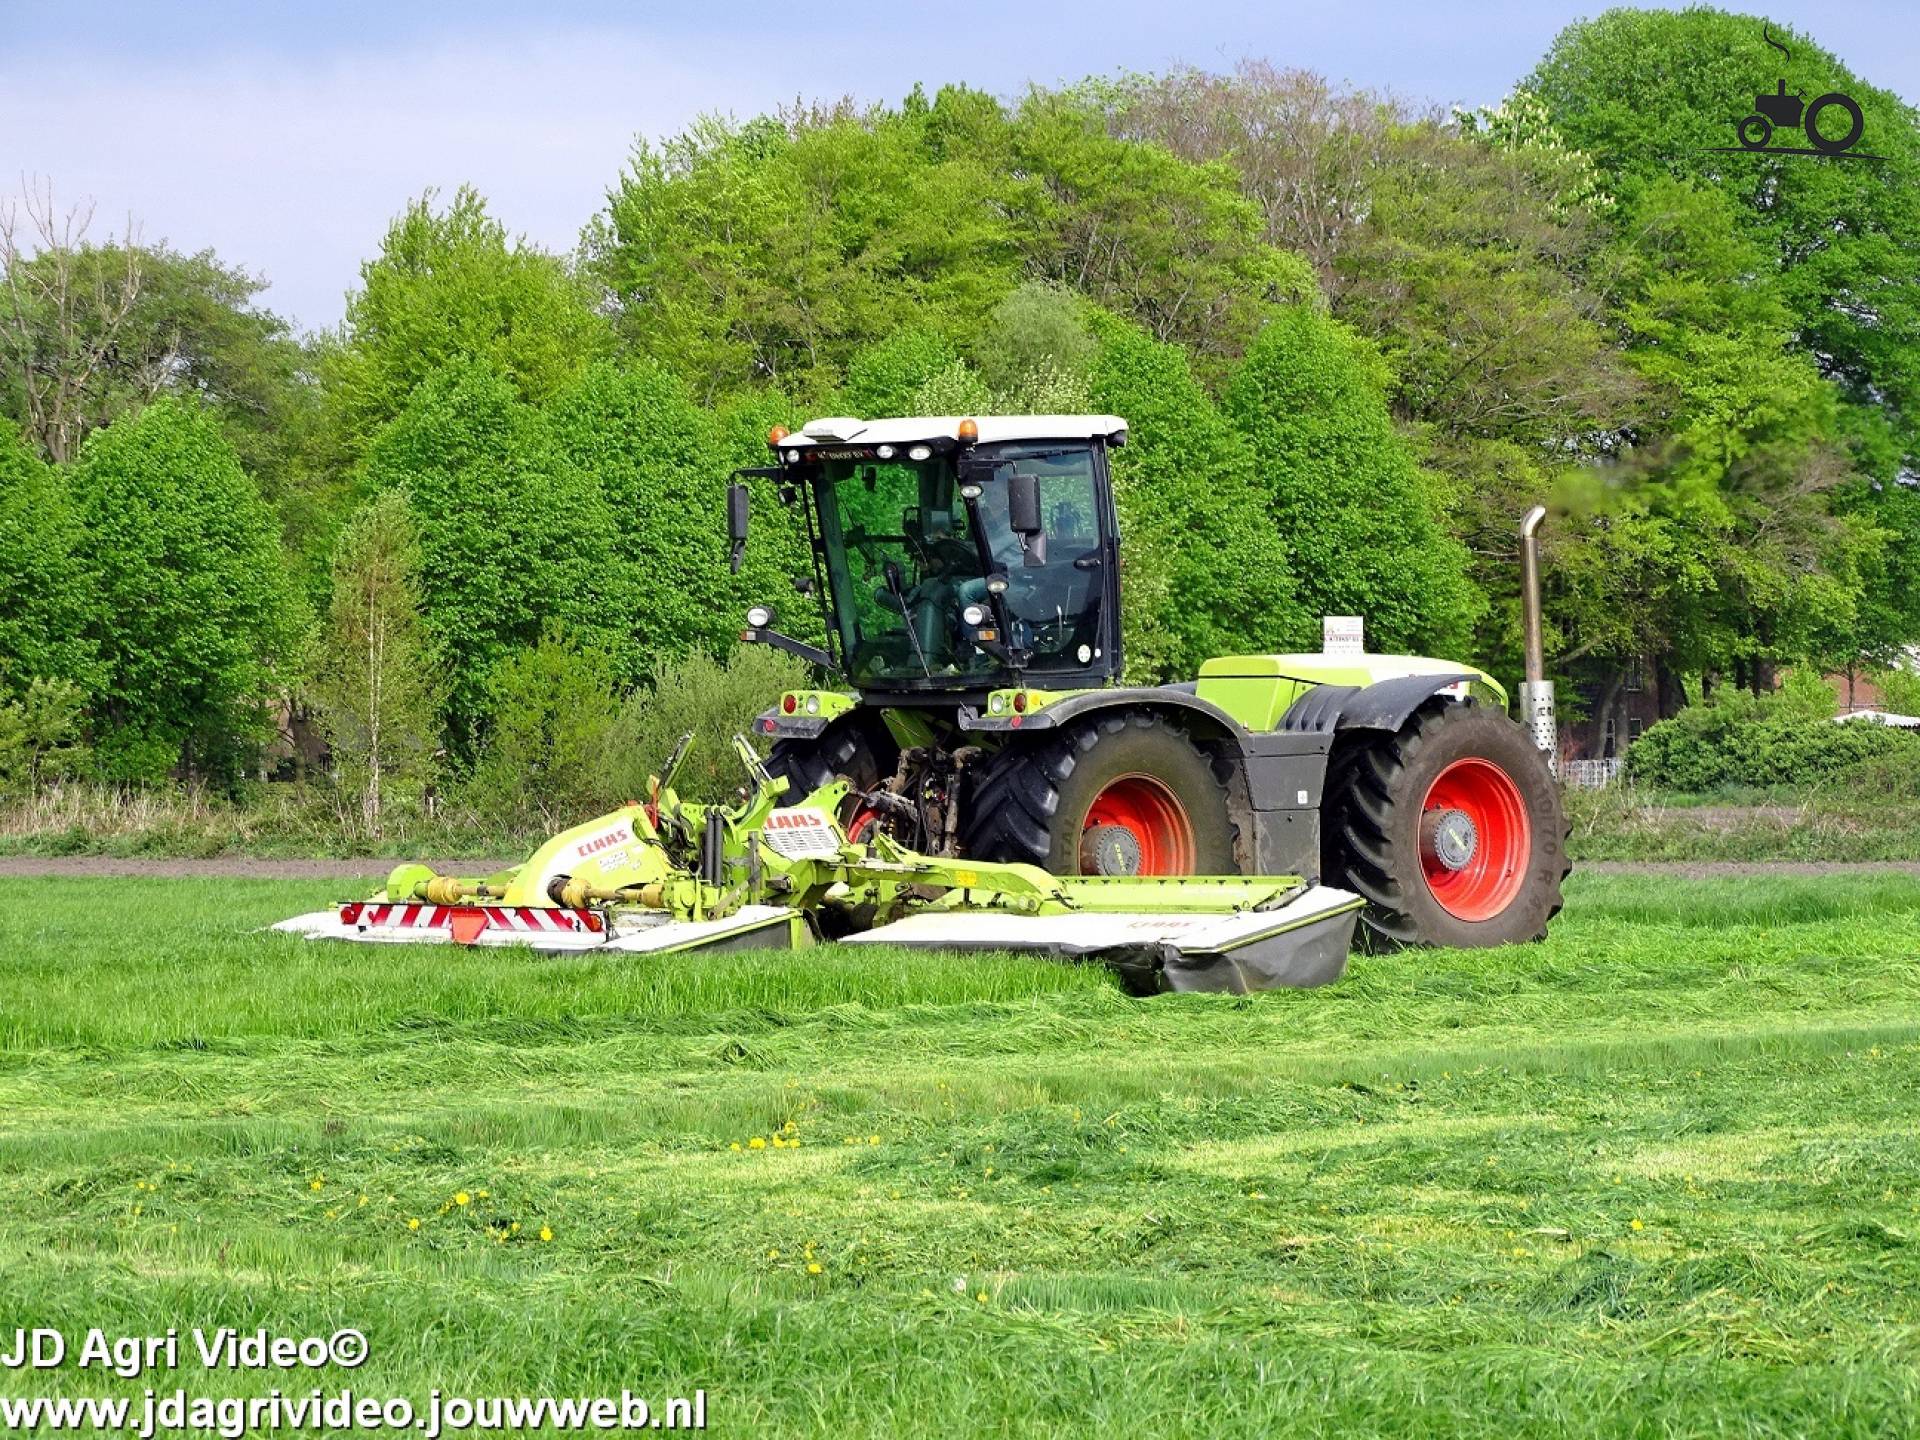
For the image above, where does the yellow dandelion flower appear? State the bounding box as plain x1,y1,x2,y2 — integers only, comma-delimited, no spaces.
869,1135,879,1145
807,1262,823,1275
749,1137,766,1150
730,1142,742,1152
1630,1218,1645,1231
510,1222,520,1233
784,1120,797,1133
976,1290,989,1303
358,1194,368,1207
477,1189,489,1199
771,1136,786,1148
454,1192,470,1206
984,1166,994,1178
131,1203,142,1217
539,1226,553,1242
310,1178,324,1192
789,1137,801,1147
407,1217,421,1231
1248,1190,1266,1199
768,1248,780,1260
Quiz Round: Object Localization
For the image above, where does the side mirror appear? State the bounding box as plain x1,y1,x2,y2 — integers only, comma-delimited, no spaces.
1007,471,1046,567
727,481,749,574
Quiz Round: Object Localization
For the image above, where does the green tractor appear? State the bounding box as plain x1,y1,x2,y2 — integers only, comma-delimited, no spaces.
731,415,1567,948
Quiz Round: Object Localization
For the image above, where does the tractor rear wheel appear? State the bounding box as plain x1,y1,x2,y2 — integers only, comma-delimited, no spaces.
963,710,1235,876
1323,698,1566,949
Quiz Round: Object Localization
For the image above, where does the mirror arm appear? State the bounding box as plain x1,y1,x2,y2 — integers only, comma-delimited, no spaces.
742,626,839,674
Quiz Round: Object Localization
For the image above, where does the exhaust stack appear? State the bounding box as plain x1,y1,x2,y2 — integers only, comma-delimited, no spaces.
1518,506,1557,776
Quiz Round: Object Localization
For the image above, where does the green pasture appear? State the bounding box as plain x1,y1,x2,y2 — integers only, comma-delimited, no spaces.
2,872,1919,1435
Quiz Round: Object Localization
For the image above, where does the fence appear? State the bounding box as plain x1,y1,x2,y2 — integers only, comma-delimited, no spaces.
1561,757,1624,790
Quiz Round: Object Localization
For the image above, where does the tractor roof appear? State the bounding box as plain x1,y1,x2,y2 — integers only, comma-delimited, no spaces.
784,415,1128,449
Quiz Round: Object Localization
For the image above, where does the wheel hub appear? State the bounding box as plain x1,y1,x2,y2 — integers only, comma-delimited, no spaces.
1418,757,1532,922
1420,807,1479,872
1080,823,1144,876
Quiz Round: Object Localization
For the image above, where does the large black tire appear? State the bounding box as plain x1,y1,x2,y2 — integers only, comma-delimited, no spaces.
963,710,1236,875
764,714,895,807
1324,698,1567,949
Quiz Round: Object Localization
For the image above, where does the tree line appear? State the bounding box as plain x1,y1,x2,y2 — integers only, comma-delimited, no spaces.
1,7,1916,821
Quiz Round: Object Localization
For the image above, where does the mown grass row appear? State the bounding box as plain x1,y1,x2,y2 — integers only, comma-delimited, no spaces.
2,873,1919,1435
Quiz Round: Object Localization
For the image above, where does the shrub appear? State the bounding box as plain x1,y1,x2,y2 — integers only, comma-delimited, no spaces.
0,678,89,797
1626,690,1920,792
464,633,621,830
605,645,811,806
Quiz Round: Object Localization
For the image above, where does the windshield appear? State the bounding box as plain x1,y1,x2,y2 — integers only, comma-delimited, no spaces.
815,455,994,685
811,443,1108,689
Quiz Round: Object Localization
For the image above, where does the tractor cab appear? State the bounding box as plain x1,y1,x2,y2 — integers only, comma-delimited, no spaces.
735,416,1127,696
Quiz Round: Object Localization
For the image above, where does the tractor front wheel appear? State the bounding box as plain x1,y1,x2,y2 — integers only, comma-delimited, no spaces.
1324,698,1566,948
764,715,894,811
963,711,1236,876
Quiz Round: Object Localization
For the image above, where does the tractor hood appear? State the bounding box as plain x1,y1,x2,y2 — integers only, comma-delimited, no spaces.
1196,653,1508,733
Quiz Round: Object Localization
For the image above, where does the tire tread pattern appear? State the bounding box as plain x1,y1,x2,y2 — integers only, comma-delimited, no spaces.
1325,698,1570,949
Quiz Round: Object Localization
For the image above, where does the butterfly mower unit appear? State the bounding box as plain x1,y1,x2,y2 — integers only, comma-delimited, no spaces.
281,414,1568,991
276,735,1368,994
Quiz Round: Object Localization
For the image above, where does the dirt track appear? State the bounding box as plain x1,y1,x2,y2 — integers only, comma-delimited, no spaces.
0,856,516,880
2,855,1917,881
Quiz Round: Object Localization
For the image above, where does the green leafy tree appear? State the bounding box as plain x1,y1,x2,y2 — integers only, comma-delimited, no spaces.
1225,305,1482,657
590,95,1021,404
324,187,605,454
839,331,970,417
1527,7,1920,473
548,360,810,663
310,491,443,835
1557,178,1877,692
69,400,305,782
0,419,99,699
1086,313,1305,678
362,359,622,749
1014,90,1316,381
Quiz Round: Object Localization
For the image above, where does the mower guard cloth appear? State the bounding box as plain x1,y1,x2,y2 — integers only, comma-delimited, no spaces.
841,884,1363,994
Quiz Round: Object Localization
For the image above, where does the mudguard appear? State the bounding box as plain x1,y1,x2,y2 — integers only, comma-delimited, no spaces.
1279,673,1477,736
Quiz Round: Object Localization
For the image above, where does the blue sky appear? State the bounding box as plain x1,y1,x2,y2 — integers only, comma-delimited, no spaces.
5,1,1914,331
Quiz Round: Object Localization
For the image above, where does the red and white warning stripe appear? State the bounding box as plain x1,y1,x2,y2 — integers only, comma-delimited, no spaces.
338,902,604,935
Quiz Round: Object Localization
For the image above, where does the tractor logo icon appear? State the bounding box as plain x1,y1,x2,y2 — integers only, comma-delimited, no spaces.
1717,24,1880,159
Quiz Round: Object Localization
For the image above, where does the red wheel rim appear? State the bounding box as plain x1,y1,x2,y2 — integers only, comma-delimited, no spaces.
1420,757,1531,922
1080,774,1196,875
846,806,882,844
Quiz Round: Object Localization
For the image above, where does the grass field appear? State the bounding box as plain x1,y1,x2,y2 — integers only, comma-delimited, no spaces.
4,872,1920,1436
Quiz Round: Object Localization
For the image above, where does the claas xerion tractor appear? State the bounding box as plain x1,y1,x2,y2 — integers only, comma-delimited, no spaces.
277,413,1566,992
733,414,1567,950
